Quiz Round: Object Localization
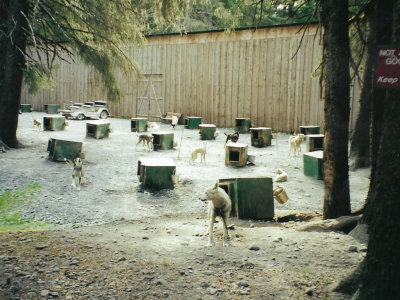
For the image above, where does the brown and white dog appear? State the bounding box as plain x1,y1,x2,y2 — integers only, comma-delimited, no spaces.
33,119,42,130
200,183,232,247
288,133,306,156
66,158,84,191
136,134,154,152
224,131,239,146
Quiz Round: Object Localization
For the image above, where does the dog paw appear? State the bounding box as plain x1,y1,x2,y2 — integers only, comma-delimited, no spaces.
223,241,230,247
206,242,213,247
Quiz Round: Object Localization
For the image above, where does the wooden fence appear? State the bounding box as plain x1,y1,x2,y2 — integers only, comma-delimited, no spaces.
21,23,361,132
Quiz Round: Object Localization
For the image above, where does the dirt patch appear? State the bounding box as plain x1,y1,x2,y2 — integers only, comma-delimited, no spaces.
0,113,370,299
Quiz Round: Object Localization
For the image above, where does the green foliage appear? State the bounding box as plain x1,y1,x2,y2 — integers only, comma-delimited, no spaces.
0,183,50,231
23,63,56,94
13,0,187,102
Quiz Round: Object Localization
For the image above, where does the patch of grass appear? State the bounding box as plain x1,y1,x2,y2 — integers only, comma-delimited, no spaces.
0,183,51,232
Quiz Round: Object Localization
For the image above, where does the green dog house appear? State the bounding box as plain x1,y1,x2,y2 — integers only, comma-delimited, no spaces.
303,150,323,180
131,118,148,132
185,116,202,129
152,131,174,151
250,127,272,147
137,157,176,189
20,104,32,112
235,118,252,133
44,104,60,114
300,125,320,135
43,116,66,131
218,177,274,219
199,124,216,140
47,138,84,162
86,120,111,139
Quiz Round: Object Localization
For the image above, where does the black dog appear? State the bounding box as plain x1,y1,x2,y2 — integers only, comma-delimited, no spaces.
224,131,239,145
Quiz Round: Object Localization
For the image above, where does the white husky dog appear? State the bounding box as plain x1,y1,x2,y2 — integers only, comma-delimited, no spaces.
200,183,232,247
189,142,207,164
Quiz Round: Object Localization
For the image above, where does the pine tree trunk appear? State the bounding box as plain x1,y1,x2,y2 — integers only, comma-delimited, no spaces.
320,0,351,219
0,0,28,148
356,1,400,298
349,17,374,170
363,0,393,225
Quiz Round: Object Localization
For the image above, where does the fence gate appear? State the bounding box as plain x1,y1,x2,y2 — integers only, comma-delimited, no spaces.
136,73,164,120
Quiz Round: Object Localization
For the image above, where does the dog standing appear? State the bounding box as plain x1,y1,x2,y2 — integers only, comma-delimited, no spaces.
288,133,305,156
189,141,206,164
65,158,84,191
224,131,239,146
33,119,42,130
136,134,153,152
200,183,232,247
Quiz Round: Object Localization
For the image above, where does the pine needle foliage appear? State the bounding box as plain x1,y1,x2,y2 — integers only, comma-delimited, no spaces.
14,0,186,102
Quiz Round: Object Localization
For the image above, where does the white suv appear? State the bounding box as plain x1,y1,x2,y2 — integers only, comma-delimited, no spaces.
60,101,110,120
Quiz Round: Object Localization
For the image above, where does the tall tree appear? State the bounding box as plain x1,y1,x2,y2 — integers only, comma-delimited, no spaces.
0,0,29,148
319,0,351,219
356,0,400,297
348,10,373,170
0,0,186,148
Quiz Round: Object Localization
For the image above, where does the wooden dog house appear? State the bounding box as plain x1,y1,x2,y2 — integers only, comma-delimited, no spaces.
137,157,176,189
225,143,248,167
185,116,202,129
43,116,66,131
303,150,323,179
300,125,320,135
199,124,216,140
86,120,111,139
218,177,274,219
235,118,252,133
131,117,148,132
47,138,84,162
152,131,174,151
306,134,324,152
250,127,272,147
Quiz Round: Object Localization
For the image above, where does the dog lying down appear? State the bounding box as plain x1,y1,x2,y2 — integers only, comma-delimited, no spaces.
200,183,232,247
65,158,84,191
274,168,287,182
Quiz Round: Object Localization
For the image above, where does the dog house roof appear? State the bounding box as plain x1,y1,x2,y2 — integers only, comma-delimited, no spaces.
199,124,216,128
226,142,248,148
250,127,272,130
138,157,175,167
304,150,323,159
86,120,110,125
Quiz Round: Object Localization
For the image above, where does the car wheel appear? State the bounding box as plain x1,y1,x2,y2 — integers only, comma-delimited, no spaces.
99,111,108,119
77,114,85,120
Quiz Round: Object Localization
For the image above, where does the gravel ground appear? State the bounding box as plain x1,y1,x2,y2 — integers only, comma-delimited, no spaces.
0,112,370,299
0,112,369,226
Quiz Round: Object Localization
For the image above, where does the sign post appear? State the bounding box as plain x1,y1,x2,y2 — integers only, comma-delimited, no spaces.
374,46,400,88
